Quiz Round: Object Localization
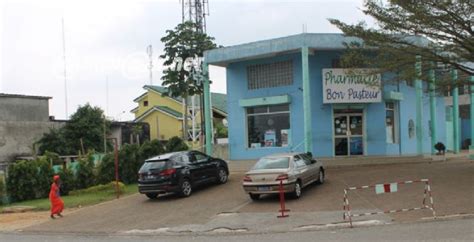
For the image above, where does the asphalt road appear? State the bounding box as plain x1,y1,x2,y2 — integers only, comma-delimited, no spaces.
3,218,474,242
22,161,474,234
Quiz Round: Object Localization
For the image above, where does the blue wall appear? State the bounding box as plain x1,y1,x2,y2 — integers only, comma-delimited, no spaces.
226,51,447,160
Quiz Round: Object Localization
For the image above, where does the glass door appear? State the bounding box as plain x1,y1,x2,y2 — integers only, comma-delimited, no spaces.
334,113,364,156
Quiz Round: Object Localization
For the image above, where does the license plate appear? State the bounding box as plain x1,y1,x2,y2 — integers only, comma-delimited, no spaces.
146,175,156,180
257,186,271,191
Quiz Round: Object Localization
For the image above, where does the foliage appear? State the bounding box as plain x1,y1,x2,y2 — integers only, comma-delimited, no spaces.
97,153,116,185
56,167,76,196
75,154,97,189
138,139,165,161
0,174,5,205
118,144,141,184
6,160,39,202
215,122,228,138
160,21,219,98
37,128,67,155
36,104,109,156
63,104,109,154
329,0,474,89
166,136,189,152
34,157,54,199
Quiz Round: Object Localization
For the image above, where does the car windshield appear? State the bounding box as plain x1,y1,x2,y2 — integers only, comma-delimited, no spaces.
252,157,289,170
139,160,169,172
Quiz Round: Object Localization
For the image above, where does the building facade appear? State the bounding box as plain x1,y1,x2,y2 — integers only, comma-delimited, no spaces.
131,85,227,141
0,94,63,170
205,33,447,160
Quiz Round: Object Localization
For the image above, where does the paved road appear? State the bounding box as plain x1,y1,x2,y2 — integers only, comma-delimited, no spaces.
3,218,474,241
22,161,473,234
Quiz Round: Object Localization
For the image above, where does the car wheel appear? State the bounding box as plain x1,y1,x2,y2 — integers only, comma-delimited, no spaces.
249,193,260,201
317,169,325,184
216,168,228,184
292,181,302,199
179,179,192,197
146,193,158,199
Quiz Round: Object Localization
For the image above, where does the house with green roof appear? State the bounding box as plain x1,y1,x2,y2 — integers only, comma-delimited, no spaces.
131,85,227,141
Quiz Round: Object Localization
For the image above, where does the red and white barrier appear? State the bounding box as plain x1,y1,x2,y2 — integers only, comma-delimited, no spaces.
343,179,436,228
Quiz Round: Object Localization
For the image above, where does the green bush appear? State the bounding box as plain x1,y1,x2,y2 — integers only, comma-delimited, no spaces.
97,153,115,185
6,160,39,202
165,136,189,152
139,139,165,161
0,174,5,205
75,154,96,189
118,144,141,184
34,157,54,199
56,168,76,196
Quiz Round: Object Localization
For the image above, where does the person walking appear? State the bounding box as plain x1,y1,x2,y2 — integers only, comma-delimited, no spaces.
49,175,64,219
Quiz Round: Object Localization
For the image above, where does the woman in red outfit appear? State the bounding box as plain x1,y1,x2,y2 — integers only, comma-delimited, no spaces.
49,175,64,219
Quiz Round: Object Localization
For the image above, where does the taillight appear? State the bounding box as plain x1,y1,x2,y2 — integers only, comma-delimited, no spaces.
138,173,144,180
243,175,252,182
275,174,289,181
159,168,177,176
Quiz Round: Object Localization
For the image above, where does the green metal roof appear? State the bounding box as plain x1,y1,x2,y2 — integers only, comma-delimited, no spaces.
155,106,183,118
211,92,227,114
133,105,183,122
140,85,227,114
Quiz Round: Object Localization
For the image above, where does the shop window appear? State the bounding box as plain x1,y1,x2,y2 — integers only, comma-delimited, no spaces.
247,104,290,148
385,102,398,144
247,61,293,90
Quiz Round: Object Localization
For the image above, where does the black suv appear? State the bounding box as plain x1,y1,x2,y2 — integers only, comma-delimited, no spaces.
138,151,229,199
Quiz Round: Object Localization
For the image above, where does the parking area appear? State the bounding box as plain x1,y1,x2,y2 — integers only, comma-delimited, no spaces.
20,159,474,234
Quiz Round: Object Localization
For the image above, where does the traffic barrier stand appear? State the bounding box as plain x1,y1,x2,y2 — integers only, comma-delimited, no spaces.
277,180,290,218
343,179,436,228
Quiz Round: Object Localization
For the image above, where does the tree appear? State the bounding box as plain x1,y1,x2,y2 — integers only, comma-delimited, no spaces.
329,0,473,88
37,128,67,155
160,21,219,140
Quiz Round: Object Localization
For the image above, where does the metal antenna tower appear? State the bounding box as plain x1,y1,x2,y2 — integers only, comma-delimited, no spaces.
146,45,153,85
180,0,210,144
181,0,209,33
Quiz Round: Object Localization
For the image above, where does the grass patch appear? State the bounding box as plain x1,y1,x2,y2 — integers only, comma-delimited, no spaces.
0,183,138,212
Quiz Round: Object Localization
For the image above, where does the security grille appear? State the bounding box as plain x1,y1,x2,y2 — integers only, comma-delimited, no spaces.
247,61,293,90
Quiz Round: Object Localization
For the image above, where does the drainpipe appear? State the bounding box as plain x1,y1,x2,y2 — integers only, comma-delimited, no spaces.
452,68,460,154
429,63,437,155
415,55,423,155
301,46,313,153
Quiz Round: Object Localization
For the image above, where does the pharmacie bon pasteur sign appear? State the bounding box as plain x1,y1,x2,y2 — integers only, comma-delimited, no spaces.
322,69,382,103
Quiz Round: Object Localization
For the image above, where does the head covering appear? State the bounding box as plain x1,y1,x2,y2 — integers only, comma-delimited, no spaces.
53,175,60,182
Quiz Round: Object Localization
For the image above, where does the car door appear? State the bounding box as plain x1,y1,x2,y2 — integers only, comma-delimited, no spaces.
293,155,311,186
193,151,215,180
187,153,206,183
301,154,318,183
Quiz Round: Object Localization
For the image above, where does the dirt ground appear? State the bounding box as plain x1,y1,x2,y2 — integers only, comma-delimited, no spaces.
1,159,472,233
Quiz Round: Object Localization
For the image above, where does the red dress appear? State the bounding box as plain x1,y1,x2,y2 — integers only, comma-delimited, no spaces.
49,183,64,215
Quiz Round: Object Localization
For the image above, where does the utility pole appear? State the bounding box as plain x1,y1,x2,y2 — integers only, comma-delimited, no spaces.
61,17,69,118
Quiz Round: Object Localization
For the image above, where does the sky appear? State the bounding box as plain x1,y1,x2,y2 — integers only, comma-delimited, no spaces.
0,0,373,121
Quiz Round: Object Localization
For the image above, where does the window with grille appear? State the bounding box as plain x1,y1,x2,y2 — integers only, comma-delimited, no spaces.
247,61,293,90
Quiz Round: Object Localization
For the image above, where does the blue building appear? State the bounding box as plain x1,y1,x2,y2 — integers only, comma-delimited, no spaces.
205,34,446,160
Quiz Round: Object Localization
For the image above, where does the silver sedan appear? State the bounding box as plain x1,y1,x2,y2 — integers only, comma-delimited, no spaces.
242,153,325,200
